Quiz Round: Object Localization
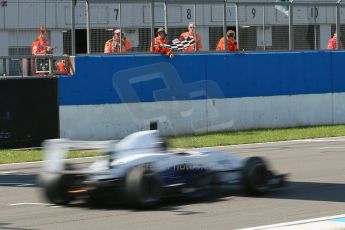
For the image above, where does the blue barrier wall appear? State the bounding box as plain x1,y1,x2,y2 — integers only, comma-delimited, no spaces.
331,52,345,93
58,51,345,139
59,51,342,106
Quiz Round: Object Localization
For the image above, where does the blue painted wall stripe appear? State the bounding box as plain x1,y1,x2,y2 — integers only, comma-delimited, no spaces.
59,51,342,106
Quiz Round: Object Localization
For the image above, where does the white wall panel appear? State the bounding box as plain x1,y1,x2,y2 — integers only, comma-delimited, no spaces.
4,1,19,29
0,3,4,30
276,7,289,24
307,6,326,24
0,31,8,74
207,4,246,26
0,32,8,56
246,5,264,25
207,94,333,132
64,5,110,26
0,1,341,29
18,2,45,29
326,6,335,23
332,93,345,124
50,30,63,55
60,93,336,140
294,7,309,24
210,5,237,23
8,31,38,47
60,100,207,140
143,4,183,24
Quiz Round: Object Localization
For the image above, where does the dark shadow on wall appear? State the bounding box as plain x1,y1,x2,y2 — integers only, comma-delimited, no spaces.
0,78,59,148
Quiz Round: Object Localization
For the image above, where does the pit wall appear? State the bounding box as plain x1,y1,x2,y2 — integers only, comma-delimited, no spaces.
58,51,345,140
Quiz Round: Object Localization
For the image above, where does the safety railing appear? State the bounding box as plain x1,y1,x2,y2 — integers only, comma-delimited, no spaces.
0,55,74,78
0,0,344,61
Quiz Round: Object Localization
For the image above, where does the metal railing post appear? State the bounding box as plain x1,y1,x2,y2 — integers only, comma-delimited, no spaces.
289,0,294,50
235,3,239,49
2,58,6,76
71,0,76,56
336,0,342,50
223,0,227,51
44,0,47,27
48,57,52,75
263,6,266,50
164,1,168,37
86,0,91,54
119,2,122,52
151,0,155,49
313,5,317,50
16,0,19,56
194,2,197,51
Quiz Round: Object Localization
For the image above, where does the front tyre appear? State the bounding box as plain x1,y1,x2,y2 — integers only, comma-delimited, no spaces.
125,166,162,209
242,157,269,196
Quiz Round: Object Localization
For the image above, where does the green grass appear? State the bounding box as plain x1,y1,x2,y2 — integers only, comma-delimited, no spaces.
168,125,345,148
0,150,102,164
1,124,345,164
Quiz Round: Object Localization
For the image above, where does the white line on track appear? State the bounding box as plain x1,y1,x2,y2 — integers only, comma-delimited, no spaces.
319,146,345,149
0,171,19,174
15,183,35,187
237,214,345,230
7,202,52,206
0,172,35,176
0,183,35,187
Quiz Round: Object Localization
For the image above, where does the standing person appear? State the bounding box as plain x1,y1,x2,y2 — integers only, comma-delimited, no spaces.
32,25,54,55
179,22,203,52
31,26,54,76
327,32,343,50
104,29,132,54
150,28,174,59
216,30,239,52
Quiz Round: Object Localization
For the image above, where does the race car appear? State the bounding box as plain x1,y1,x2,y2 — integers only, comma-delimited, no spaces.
39,130,287,209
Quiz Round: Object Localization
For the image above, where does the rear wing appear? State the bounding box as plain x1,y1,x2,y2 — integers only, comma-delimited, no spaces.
42,139,117,173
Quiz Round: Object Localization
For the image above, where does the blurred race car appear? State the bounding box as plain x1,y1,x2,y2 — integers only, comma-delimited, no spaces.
39,130,287,208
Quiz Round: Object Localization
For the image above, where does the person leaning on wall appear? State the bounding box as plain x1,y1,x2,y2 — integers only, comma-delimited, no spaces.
150,27,174,59
179,22,203,52
327,32,344,50
104,29,132,54
216,30,239,52
55,54,71,75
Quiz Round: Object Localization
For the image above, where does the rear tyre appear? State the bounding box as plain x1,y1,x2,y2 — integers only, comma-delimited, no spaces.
125,166,162,209
39,172,75,205
242,157,269,196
